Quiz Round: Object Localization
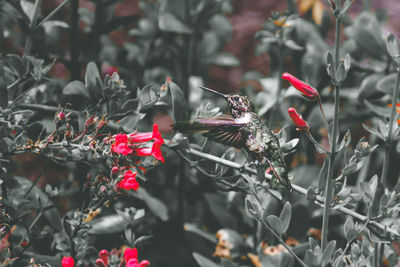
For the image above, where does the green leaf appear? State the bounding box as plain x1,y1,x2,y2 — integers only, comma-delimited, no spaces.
376,73,398,96
209,14,233,42
318,157,329,192
326,51,335,81
212,52,240,67
184,223,217,243
118,112,146,132
0,77,7,108
13,176,62,232
42,20,69,33
266,215,283,236
321,240,336,265
5,54,26,78
85,62,103,101
363,123,384,140
169,82,188,122
88,214,127,234
386,33,400,67
134,187,169,221
358,73,385,101
158,13,192,34
344,217,359,241
192,252,220,267
344,12,386,60
384,244,398,266
138,84,158,111
20,0,35,22
279,202,292,234
245,195,260,219
364,100,392,118
284,40,303,51
63,80,90,99
339,0,352,18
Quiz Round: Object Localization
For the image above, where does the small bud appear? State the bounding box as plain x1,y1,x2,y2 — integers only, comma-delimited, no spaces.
288,108,309,131
95,258,107,267
57,111,66,120
111,166,119,176
282,73,319,100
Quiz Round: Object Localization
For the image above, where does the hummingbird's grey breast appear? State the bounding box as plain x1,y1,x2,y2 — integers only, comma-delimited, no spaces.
239,112,283,165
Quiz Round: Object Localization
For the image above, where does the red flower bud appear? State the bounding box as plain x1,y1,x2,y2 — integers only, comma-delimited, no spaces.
288,108,309,131
57,111,66,120
111,166,119,176
99,249,109,266
282,73,319,100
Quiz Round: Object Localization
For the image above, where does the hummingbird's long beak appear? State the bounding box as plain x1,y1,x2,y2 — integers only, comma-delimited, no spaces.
199,86,227,98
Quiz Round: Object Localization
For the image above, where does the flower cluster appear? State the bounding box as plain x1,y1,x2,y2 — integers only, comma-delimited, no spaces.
111,124,165,163
94,247,150,267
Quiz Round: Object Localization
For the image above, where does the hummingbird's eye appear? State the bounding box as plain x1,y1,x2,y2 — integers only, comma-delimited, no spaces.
234,96,239,101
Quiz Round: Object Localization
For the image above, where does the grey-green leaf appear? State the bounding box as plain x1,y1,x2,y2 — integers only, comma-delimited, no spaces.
279,202,292,234
192,252,220,267
266,215,283,236
170,82,188,122
377,73,398,96
386,33,400,67
85,62,103,100
63,80,90,99
158,13,192,34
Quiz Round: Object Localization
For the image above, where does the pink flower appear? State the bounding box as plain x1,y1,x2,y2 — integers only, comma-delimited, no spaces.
61,256,74,267
288,108,309,131
118,170,140,191
282,73,319,100
111,134,133,156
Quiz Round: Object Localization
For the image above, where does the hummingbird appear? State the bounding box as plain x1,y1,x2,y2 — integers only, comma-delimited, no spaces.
173,86,292,191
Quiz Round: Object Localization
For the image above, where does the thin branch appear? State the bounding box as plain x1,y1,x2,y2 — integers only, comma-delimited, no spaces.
178,147,400,240
35,0,69,30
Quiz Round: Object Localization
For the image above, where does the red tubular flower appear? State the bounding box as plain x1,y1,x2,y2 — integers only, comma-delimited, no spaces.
288,108,309,131
111,134,133,156
118,170,140,191
124,247,150,267
135,140,165,163
61,256,75,267
99,249,109,266
129,124,164,144
282,73,319,100
126,259,150,267
124,247,138,262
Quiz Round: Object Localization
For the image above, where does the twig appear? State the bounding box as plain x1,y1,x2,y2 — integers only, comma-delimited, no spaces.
321,0,342,250
35,0,68,30
178,147,400,240
381,69,400,186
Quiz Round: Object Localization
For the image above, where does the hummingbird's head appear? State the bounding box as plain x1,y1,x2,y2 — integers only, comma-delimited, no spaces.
226,95,254,118
199,86,254,118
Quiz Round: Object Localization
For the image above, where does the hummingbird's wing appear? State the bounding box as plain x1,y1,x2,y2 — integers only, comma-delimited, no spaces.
173,115,246,148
